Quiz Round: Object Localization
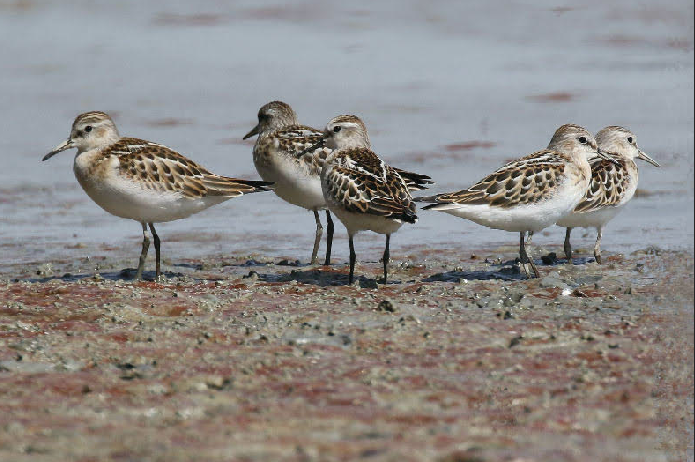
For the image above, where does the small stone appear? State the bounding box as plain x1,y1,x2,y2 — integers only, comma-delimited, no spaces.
540,272,569,289
541,252,558,265
510,292,524,303
377,300,396,312
278,259,300,266
205,375,225,390
243,271,259,280
36,263,53,277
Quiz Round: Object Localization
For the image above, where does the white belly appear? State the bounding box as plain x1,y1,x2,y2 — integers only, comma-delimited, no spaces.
326,202,404,236
443,182,585,233
74,159,229,223
255,155,325,211
556,206,624,229
557,173,637,229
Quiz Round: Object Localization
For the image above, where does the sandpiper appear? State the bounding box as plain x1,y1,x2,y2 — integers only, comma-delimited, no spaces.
318,115,420,284
44,111,271,280
416,124,610,278
244,101,335,265
244,101,432,266
556,126,659,263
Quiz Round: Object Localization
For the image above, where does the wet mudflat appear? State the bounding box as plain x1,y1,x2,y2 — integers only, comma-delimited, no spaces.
0,0,692,460
0,246,692,461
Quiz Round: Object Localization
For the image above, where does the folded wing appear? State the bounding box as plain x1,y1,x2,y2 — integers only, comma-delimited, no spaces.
324,148,417,223
416,150,568,210
114,138,272,198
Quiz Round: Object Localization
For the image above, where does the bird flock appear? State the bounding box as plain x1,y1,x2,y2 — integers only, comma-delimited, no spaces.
43,103,659,283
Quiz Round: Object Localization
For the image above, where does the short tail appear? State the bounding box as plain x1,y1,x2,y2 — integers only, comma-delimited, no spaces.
204,176,274,197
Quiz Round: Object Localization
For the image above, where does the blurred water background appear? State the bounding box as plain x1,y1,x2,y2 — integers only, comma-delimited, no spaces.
0,0,692,270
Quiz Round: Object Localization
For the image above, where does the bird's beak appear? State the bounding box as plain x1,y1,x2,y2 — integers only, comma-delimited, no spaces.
42,139,75,161
596,148,621,166
637,150,660,167
243,124,260,140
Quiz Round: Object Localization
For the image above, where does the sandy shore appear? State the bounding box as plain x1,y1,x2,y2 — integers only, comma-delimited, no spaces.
0,245,692,461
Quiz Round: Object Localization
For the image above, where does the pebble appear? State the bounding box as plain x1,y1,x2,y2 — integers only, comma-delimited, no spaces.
541,252,558,265
540,272,570,289
36,263,53,277
0,361,56,373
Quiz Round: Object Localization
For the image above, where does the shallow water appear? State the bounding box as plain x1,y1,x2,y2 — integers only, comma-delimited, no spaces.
0,0,693,271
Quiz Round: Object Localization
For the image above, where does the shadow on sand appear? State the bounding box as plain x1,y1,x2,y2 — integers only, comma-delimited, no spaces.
242,267,406,287
26,268,186,284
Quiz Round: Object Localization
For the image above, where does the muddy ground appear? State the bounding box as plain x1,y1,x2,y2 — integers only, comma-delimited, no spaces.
0,243,692,462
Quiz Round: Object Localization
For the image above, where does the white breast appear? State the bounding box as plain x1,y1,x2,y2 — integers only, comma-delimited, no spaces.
253,140,326,211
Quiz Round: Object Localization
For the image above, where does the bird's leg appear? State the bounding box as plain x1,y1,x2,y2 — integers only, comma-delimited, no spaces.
519,231,540,279
526,231,534,245
594,227,602,264
148,223,162,280
519,232,529,277
135,222,150,280
382,234,391,284
564,227,573,262
311,209,323,265
324,210,334,266
348,234,356,285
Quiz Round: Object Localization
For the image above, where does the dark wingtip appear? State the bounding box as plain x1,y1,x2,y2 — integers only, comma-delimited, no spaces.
412,195,437,203
248,180,274,191
400,204,418,224
403,214,418,224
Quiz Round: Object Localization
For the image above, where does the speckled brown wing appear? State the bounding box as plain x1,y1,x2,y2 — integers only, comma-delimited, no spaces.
112,138,271,198
323,148,417,223
573,156,632,213
269,124,332,176
419,150,568,209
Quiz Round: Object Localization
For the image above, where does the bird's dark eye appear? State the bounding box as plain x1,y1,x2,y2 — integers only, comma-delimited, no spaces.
627,137,633,143
84,126,93,133
578,136,587,144
333,126,342,133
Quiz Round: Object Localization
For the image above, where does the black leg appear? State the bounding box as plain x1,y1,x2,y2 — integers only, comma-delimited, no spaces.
348,234,356,285
324,210,334,265
135,222,150,280
564,227,573,262
311,210,323,265
383,234,390,284
594,227,602,264
148,223,161,279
